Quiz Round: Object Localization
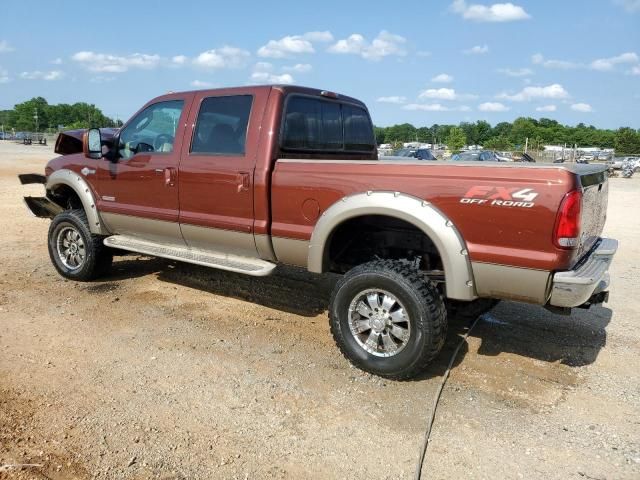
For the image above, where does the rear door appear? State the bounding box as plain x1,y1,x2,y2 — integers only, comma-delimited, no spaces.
97,94,194,243
178,88,269,257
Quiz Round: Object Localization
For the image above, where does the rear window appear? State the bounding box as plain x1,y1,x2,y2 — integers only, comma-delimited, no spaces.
191,95,253,155
281,96,374,153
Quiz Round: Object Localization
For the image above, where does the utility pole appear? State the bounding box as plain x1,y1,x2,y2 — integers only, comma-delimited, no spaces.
34,108,39,134
524,137,528,154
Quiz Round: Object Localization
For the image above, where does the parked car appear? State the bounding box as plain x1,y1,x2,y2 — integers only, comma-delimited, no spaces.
450,150,504,162
20,85,617,380
389,148,436,160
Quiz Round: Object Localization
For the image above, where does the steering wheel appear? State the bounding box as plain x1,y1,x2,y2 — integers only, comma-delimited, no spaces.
154,134,174,152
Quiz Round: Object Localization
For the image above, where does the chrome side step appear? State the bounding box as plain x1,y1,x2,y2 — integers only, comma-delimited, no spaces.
103,235,276,276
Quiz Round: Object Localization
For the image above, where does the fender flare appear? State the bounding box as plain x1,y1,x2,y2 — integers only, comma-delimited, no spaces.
307,191,477,301
45,169,108,235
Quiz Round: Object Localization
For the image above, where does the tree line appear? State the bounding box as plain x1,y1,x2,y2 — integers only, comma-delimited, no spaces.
0,97,122,133
374,118,640,154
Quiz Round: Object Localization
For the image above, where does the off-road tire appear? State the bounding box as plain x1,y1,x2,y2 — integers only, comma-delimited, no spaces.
48,209,112,281
329,260,447,380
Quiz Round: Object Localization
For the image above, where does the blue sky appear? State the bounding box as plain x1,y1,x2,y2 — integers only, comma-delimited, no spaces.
1,0,639,128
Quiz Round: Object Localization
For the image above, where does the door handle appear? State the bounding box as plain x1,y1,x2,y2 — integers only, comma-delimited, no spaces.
237,172,250,193
164,167,177,187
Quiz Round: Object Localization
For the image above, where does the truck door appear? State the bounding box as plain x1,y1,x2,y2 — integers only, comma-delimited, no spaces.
96,93,194,244
178,89,269,257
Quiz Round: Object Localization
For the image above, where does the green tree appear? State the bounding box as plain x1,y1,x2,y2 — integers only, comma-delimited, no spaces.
446,127,466,153
614,127,640,154
483,135,512,151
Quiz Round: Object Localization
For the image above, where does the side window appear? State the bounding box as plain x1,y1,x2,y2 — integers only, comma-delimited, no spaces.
119,100,184,159
191,95,253,155
343,104,375,151
282,97,342,150
281,96,375,153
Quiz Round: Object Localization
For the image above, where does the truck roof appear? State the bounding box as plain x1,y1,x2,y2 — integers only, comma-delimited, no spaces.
155,84,368,108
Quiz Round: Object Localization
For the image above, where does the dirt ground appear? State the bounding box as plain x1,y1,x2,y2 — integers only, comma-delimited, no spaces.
0,141,638,480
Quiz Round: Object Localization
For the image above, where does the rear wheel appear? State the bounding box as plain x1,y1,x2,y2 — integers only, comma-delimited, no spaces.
329,260,447,380
48,209,112,281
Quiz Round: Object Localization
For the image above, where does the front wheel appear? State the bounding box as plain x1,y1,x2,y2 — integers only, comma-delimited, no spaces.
47,209,113,281
329,260,447,380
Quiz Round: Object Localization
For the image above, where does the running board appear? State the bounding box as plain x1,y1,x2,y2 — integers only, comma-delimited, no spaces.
103,235,276,276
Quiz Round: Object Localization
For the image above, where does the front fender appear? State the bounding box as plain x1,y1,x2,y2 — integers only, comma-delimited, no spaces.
307,191,477,301
45,169,108,235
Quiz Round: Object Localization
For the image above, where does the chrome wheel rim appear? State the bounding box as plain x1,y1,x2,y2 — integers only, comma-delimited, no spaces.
56,226,86,270
347,289,411,357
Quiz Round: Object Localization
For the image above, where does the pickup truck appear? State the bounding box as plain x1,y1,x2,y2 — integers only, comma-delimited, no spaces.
21,85,617,380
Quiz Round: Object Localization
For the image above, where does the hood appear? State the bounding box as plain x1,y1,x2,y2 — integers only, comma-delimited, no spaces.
54,127,119,155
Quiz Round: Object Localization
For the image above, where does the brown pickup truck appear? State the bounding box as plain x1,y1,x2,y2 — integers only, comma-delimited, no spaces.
21,85,617,379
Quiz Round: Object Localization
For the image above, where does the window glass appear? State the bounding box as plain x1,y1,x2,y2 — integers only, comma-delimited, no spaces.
282,96,374,153
191,95,253,155
343,104,375,151
119,100,184,159
282,97,342,150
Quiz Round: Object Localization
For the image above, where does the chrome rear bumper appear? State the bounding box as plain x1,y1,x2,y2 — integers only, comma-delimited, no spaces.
549,238,618,308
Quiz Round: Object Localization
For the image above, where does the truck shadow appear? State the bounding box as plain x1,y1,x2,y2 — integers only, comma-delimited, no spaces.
106,256,612,375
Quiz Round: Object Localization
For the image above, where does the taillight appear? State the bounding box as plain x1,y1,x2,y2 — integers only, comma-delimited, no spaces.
554,189,582,249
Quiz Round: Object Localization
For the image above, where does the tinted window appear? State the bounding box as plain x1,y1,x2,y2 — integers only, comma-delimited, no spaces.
281,96,374,152
191,95,253,155
343,104,375,151
119,100,184,159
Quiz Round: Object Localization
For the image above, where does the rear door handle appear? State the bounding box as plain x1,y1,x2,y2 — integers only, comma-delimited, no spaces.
237,172,250,192
164,167,177,187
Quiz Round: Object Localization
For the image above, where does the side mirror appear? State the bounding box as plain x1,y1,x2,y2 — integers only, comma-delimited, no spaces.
84,128,102,159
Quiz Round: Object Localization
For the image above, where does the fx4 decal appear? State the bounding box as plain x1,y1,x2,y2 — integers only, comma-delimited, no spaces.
460,186,539,208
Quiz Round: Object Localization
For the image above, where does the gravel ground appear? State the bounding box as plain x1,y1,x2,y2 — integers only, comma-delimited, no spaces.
0,141,638,480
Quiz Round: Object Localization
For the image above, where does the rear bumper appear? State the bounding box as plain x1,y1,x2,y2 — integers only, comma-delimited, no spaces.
549,238,618,308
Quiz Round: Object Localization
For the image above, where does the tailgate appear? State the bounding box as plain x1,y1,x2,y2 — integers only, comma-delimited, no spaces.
577,165,608,260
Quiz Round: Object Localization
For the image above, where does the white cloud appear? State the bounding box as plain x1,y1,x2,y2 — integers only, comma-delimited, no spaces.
171,55,188,65
193,46,250,69
497,67,533,77
250,71,294,84
20,70,64,81
191,79,215,88
72,51,161,72
432,73,454,83
536,104,557,112
253,61,273,71
630,65,640,75
301,31,334,43
571,102,593,112
590,52,639,71
0,67,9,83
403,103,451,111
614,0,640,12
497,83,570,101
328,31,406,61
463,44,489,55
451,0,531,22
256,31,333,59
258,36,314,58
419,88,457,100
0,40,14,53
283,63,312,73
418,88,477,101
50,58,63,65
376,96,407,104
478,102,510,112
531,53,579,70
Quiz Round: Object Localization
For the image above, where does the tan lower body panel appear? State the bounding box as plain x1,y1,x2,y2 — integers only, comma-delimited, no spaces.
471,262,551,305
272,237,309,267
101,212,185,246
180,223,258,258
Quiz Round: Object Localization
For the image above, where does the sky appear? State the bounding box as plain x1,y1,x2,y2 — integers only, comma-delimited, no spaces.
0,0,639,129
